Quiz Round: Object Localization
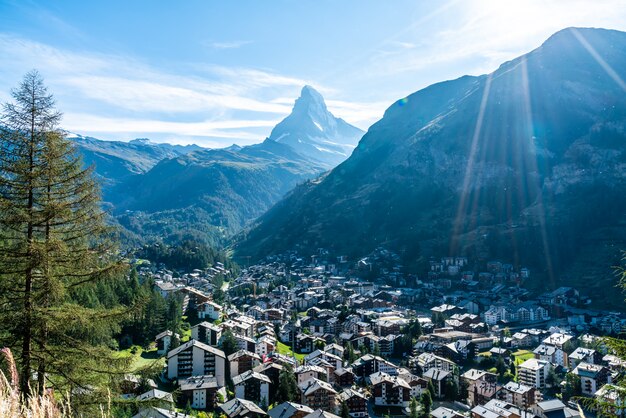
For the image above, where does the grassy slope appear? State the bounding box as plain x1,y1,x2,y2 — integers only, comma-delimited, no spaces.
116,345,165,372
276,341,305,363
513,350,535,365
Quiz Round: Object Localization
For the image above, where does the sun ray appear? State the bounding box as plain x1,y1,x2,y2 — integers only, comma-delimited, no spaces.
571,27,626,92
519,55,556,285
450,73,492,253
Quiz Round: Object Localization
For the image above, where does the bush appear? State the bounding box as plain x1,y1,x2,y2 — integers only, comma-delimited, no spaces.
0,348,70,417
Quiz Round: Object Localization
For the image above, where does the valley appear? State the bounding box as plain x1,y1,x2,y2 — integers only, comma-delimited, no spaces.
1,5,625,417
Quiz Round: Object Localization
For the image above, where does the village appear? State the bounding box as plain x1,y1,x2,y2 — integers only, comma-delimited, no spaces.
126,247,626,418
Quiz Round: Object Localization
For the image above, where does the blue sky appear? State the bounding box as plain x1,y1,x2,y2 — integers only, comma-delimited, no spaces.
1,0,626,147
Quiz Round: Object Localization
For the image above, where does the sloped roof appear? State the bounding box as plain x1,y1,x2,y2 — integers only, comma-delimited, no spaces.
228,349,261,361
423,368,451,381
303,410,341,418
268,402,314,418
136,389,173,403
179,375,219,391
369,372,411,389
132,407,191,418
298,378,337,396
338,388,367,402
155,330,173,340
232,370,272,386
167,339,226,359
219,398,267,417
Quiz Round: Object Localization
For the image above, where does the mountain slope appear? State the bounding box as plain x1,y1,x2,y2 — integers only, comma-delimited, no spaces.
236,27,626,307
111,139,326,245
105,86,362,245
269,85,364,166
70,135,202,185
112,139,323,216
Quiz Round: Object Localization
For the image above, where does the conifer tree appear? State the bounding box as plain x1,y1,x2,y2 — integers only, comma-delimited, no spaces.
584,255,626,415
427,379,436,398
420,391,432,418
340,401,350,418
220,330,238,357
276,364,298,403
346,342,357,364
409,396,419,418
0,71,128,401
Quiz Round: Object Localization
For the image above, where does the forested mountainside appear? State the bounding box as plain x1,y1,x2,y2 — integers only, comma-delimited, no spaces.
72,87,363,246
236,27,626,306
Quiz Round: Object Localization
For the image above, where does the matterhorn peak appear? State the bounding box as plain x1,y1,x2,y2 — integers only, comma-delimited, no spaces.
267,85,364,167
292,85,328,115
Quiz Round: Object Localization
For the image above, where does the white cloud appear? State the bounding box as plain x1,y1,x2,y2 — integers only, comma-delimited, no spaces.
0,34,320,143
64,113,279,142
0,33,380,142
59,75,293,114
65,113,278,133
201,66,312,90
206,40,253,50
362,0,626,78
326,99,388,128
63,113,279,135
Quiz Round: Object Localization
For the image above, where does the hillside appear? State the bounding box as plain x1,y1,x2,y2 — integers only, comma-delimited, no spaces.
68,87,362,246
70,135,202,186
235,27,626,308
110,139,326,244
105,86,363,245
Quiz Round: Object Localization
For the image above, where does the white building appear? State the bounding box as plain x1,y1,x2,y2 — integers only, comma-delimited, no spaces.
484,308,501,326
255,335,276,357
295,365,328,385
198,301,224,321
232,370,271,404
518,358,551,390
304,349,343,370
179,375,220,410
542,332,573,367
155,330,177,356
166,340,226,386
573,362,611,396
190,322,222,346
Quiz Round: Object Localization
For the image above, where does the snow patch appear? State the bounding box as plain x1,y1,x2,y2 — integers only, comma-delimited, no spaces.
314,145,344,155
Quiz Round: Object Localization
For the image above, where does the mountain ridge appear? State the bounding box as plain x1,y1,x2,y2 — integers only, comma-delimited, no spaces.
94,87,363,245
235,27,626,307
69,134,204,186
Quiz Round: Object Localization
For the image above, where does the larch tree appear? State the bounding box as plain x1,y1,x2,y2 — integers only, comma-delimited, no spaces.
0,70,129,401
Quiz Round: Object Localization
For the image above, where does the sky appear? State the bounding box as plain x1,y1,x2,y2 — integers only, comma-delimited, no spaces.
1,0,626,147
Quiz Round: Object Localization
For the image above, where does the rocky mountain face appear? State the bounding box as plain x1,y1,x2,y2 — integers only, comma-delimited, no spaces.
236,28,626,307
269,85,364,167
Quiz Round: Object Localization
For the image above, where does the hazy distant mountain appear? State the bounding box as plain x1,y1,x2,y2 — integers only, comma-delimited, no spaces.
70,87,361,245
236,27,626,308
269,85,364,167
70,134,202,185
109,139,326,245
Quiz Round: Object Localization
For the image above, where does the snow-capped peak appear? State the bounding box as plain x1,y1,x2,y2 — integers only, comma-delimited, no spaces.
267,85,364,167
